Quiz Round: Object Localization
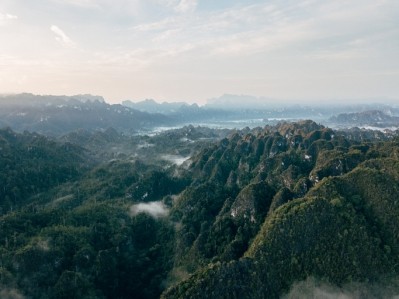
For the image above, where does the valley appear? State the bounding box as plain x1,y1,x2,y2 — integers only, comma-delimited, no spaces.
1,99,399,298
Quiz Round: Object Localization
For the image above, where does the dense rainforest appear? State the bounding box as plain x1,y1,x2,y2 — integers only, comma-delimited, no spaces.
0,121,399,298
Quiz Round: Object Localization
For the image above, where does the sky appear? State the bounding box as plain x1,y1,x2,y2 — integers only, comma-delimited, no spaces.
0,0,398,104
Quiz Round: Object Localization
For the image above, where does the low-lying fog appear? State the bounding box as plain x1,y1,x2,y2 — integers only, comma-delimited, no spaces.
130,201,169,218
161,154,190,166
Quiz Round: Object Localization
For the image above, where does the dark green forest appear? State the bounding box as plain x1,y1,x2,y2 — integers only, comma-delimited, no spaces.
1,121,399,298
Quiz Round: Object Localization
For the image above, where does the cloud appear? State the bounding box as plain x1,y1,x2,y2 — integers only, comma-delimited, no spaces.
121,0,395,71
283,277,399,299
154,0,197,13
50,25,76,48
0,12,18,23
132,2,312,58
0,288,26,299
161,154,190,165
132,17,177,32
5,13,18,20
51,0,99,8
50,0,142,18
175,0,198,13
130,201,169,218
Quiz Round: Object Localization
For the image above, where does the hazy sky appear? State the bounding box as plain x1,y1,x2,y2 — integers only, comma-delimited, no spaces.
1,0,398,104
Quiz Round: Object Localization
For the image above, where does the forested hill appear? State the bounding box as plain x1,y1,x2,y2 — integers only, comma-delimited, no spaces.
0,121,399,298
0,127,91,213
162,121,399,298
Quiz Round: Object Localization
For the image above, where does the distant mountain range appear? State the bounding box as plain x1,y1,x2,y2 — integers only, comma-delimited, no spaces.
122,98,234,123
1,93,399,136
122,99,191,114
123,95,399,127
329,110,399,128
0,93,171,135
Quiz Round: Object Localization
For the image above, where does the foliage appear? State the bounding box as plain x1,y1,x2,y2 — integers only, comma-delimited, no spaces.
1,123,399,298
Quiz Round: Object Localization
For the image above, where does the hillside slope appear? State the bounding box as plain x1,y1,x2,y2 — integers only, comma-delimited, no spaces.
162,122,399,298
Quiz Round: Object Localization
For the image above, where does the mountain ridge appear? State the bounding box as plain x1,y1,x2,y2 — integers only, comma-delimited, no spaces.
0,93,172,135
